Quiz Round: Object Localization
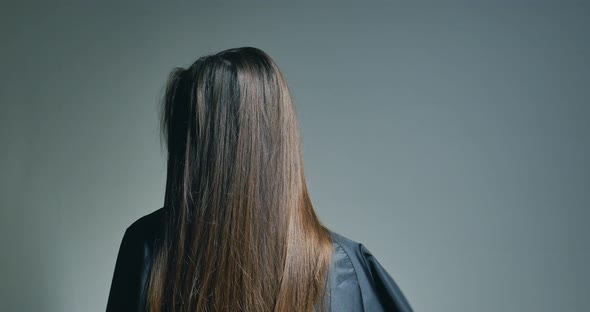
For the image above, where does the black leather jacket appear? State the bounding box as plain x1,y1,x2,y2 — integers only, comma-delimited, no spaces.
106,207,413,311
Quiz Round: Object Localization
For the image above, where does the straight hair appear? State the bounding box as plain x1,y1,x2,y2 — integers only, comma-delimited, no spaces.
147,47,333,312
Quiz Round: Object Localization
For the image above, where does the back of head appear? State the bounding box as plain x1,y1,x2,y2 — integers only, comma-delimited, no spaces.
148,47,333,312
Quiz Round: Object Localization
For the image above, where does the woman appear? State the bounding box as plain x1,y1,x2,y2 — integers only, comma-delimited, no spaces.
106,47,413,312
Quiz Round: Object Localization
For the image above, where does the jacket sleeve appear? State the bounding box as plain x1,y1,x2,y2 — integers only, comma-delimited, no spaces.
356,243,413,312
106,226,143,312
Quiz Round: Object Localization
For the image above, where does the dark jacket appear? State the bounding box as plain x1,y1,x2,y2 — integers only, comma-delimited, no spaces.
106,207,413,311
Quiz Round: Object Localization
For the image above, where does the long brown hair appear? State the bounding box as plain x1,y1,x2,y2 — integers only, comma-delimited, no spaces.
147,47,333,312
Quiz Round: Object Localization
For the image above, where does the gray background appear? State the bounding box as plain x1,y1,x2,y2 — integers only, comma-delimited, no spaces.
1,1,588,311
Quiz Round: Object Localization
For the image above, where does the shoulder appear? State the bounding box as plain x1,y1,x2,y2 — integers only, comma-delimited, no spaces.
115,206,167,264
326,229,414,312
327,230,381,284
328,229,376,275
106,207,167,311
124,206,168,242
328,230,365,259
127,206,167,231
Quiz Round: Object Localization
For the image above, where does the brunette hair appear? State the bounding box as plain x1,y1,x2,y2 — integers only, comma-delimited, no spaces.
147,47,333,312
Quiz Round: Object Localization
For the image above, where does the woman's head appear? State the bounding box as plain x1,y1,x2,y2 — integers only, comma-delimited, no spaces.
149,47,333,312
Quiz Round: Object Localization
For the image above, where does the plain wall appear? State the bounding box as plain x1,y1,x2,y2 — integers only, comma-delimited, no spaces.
1,1,589,311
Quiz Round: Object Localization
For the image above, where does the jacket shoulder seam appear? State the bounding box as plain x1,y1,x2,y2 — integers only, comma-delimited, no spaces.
332,237,365,311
